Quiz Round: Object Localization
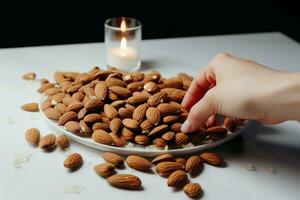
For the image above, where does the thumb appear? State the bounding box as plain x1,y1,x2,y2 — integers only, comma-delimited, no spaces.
181,89,217,133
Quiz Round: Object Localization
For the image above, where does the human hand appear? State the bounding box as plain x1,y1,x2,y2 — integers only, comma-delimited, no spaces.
181,53,300,133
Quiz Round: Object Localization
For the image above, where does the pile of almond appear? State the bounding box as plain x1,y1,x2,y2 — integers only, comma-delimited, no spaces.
37,66,237,149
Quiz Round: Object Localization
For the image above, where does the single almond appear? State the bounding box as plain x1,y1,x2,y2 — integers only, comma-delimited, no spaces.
22,72,36,80
175,132,190,146
37,83,55,93
105,77,126,87
146,107,161,125
126,155,152,171
44,108,62,120
148,124,168,137
94,163,115,178
127,81,144,92
163,115,179,124
95,82,108,100
39,134,56,149
104,104,119,119
184,183,202,198
163,78,183,89
21,102,39,112
45,87,62,96
84,98,103,111
118,107,133,119
109,86,132,99
122,118,139,130
167,170,188,187
92,122,110,131
152,153,174,164
110,132,127,147
56,135,70,149
147,91,168,107
58,111,77,125
92,130,113,145
143,82,158,93
41,98,52,111
157,103,183,115
134,135,150,145
140,119,154,134
72,92,85,102
66,101,84,112
153,138,166,148
64,153,83,169
102,152,124,167
170,123,182,133
186,156,203,173
156,162,183,177
83,113,102,123
25,128,40,145
127,95,148,106
109,118,123,132
132,103,148,123
200,152,223,166
175,157,187,169
65,121,81,133
55,103,67,115
121,128,135,141
107,174,142,190
162,131,175,141
161,88,186,102
224,117,235,132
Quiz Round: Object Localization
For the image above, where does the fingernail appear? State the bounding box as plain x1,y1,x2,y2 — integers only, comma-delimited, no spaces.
181,120,191,133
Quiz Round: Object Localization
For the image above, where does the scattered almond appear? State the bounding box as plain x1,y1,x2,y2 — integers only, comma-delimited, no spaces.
64,153,83,169
25,128,40,145
107,174,142,190
21,102,39,112
94,163,115,178
57,135,70,149
102,152,124,167
126,155,152,171
167,170,188,187
200,152,223,166
183,183,202,198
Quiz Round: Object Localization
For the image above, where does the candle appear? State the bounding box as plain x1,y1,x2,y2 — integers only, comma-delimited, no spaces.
105,17,142,71
107,37,140,71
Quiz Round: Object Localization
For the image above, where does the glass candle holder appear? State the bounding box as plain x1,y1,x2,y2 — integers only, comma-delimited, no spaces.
105,17,142,71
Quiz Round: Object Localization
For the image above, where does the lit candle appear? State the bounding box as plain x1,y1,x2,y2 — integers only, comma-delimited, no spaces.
105,17,141,71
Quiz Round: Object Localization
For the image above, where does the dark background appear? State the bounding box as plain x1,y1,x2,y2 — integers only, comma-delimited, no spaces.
0,0,299,48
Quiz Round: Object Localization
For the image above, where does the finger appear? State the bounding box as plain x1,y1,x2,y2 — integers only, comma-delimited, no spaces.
181,90,217,133
181,67,215,111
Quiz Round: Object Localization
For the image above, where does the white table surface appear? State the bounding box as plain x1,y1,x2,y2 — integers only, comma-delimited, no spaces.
1,32,300,200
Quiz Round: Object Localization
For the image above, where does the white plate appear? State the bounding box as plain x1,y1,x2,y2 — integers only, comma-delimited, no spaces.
39,95,249,157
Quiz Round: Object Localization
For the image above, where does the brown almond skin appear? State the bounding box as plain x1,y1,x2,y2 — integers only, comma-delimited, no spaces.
152,153,174,164
64,153,83,169
25,128,40,145
122,118,139,130
39,134,56,149
156,162,183,177
92,130,113,145
126,155,152,171
167,170,188,187
134,135,150,145
147,91,168,107
21,102,39,112
132,103,148,123
107,174,142,190
44,108,62,120
56,135,70,149
224,117,235,132
157,103,183,115
185,156,203,173
95,82,108,100
200,152,223,166
148,124,168,137
109,118,123,132
94,163,115,178
104,104,119,119
102,152,124,167
22,72,36,80
184,183,202,198
58,111,77,125
146,107,161,125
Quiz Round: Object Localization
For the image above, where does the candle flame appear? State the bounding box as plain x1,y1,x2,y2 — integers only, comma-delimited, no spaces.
120,18,126,32
120,37,127,50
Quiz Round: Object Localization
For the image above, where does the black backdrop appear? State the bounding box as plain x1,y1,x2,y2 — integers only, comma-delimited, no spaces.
0,0,299,48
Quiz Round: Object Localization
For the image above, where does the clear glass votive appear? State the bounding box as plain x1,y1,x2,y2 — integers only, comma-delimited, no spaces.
104,17,142,71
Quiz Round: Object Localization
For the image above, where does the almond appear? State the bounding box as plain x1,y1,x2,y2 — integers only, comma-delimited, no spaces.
102,152,124,167
95,82,108,100
21,102,39,112
84,113,102,123
111,100,126,109
65,121,81,133
167,170,188,187
109,118,123,132
152,153,174,164
25,128,40,145
77,108,88,119
63,153,83,169
45,87,62,96
224,117,235,132
140,119,154,134
72,92,85,102
41,98,52,111
92,122,110,131
175,158,187,169
66,101,84,112
200,152,223,166
39,134,56,150
84,98,103,111
175,132,189,146
161,88,186,102
132,103,148,123
58,111,77,125
143,82,158,93
121,128,135,141
44,108,62,120
153,138,166,148
22,72,36,80
183,183,202,198
163,115,179,124
162,131,175,141
107,174,142,190
157,103,183,115
104,104,119,119
126,155,152,171
186,156,203,173
127,81,144,92
94,163,115,178
92,130,113,145
79,120,93,136
56,135,70,149
122,118,139,130
109,86,132,99
134,135,150,145
207,126,228,135
156,162,183,177
105,77,126,87
118,107,133,119
110,132,127,147
127,95,148,106
148,124,168,137
170,123,182,133
147,91,168,107
55,103,67,114
52,93,65,103
37,83,55,93
146,107,161,125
